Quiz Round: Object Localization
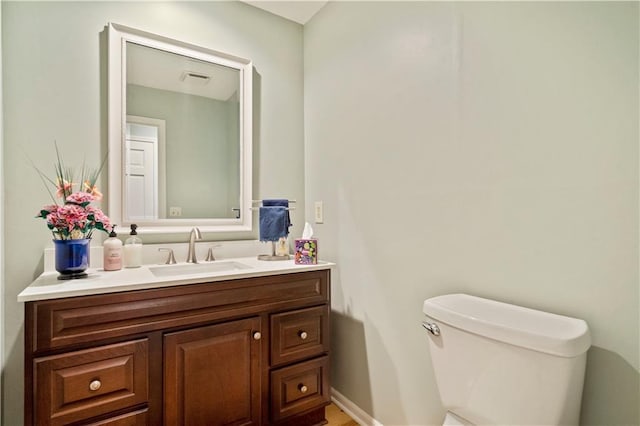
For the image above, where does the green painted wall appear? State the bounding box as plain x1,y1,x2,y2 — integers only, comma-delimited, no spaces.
2,2,303,423
3,1,638,425
127,84,239,219
304,2,639,424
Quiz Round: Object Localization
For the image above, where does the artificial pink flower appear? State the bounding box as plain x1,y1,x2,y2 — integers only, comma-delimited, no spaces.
83,181,103,201
45,211,63,228
40,200,111,239
42,204,58,212
86,205,111,231
58,204,89,232
66,191,95,205
35,147,111,239
55,179,73,199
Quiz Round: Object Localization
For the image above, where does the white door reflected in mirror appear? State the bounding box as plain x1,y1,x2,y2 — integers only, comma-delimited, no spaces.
125,119,163,221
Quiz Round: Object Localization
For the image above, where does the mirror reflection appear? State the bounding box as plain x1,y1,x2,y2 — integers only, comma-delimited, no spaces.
107,23,253,233
126,42,241,221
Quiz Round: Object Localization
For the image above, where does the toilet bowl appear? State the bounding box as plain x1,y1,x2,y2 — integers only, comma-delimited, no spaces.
422,294,591,425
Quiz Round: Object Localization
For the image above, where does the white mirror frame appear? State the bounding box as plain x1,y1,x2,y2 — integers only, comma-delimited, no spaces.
107,23,252,234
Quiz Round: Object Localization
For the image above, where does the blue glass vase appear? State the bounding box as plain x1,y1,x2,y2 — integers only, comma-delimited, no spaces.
53,239,90,280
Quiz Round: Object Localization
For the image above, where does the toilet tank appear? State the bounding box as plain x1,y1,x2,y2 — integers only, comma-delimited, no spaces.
423,294,591,425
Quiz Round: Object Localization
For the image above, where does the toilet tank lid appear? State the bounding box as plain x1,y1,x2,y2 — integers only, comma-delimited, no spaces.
423,294,591,357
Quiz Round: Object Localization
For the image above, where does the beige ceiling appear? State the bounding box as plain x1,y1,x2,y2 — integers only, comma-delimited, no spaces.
242,1,328,24
127,43,239,102
128,2,330,101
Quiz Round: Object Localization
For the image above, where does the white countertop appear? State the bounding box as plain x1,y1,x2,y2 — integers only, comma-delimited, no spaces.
18,257,334,302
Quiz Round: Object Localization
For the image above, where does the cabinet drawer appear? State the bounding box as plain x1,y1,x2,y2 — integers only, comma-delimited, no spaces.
84,408,148,426
34,339,148,426
271,305,329,366
29,270,328,352
270,356,330,422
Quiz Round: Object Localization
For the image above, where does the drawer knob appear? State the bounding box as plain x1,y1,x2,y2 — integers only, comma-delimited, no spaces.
298,384,308,394
299,331,308,340
89,380,102,391
253,331,261,340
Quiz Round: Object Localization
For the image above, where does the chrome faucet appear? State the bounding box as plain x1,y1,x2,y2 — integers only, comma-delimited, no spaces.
186,227,202,263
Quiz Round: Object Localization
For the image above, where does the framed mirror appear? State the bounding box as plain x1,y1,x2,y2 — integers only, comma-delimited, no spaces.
107,23,252,233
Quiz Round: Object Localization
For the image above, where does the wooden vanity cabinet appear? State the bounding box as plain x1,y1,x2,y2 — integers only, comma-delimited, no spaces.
24,269,331,426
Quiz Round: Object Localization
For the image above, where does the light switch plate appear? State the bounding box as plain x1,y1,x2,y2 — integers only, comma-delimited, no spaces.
314,201,324,224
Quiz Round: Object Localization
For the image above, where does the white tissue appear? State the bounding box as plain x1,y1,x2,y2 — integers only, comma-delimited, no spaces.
302,222,314,239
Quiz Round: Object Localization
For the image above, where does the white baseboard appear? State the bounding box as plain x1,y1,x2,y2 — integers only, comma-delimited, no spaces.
331,387,384,426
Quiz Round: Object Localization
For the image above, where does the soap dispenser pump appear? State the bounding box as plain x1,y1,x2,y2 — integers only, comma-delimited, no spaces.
124,224,143,268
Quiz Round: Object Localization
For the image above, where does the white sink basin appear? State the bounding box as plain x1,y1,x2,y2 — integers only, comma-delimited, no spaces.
149,261,252,277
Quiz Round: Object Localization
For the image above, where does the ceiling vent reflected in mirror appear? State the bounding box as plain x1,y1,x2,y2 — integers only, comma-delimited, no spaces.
126,42,238,101
180,71,211,86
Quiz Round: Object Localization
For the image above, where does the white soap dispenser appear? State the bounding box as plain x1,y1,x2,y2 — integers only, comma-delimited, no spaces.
103,225,123,271
124,224,143,268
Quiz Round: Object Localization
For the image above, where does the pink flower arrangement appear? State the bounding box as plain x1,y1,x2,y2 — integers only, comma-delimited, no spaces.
34,144,111,240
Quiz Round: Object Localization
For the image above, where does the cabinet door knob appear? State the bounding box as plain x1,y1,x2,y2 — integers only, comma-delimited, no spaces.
89,380,102,391
299,331,308,340
253,331,261,340
298,384,308,393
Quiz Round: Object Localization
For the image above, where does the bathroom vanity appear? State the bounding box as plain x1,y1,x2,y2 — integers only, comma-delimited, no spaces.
20,259,332,425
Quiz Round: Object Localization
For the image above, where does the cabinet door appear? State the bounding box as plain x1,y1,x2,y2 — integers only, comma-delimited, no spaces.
164,317,261,426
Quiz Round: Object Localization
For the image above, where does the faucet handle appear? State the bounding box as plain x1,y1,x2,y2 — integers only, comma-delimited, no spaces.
158,248,177,265
205,244,222,262
205,247,215,262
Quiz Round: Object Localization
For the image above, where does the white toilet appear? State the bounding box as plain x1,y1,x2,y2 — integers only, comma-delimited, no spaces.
422,294,591,425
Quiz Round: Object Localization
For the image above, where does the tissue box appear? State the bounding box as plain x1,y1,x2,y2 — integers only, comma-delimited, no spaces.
294,239,318,264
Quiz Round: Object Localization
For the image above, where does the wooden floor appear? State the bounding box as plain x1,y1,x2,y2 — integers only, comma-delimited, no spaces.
326,403,359,426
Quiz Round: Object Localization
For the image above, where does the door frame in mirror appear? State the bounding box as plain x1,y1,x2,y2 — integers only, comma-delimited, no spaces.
107,23,253,234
